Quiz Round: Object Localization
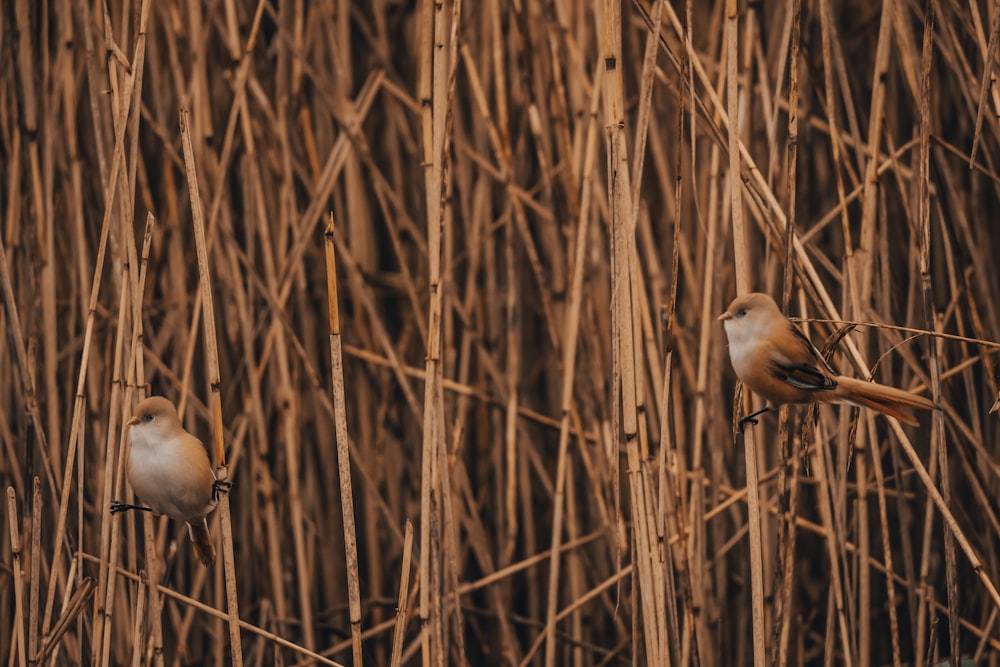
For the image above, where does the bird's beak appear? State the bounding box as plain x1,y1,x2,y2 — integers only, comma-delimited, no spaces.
127,416,140,426
718,311,732,322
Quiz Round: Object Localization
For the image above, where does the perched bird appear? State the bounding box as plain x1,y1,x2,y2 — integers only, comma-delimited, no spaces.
111,396,227,566
719,292,937,429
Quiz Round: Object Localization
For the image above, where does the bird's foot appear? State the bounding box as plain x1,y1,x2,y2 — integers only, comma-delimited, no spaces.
738,406,772,433
212,480,233,502
110,500,151,514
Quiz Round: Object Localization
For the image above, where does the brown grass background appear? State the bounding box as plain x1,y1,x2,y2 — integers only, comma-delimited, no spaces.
3,0,1000,665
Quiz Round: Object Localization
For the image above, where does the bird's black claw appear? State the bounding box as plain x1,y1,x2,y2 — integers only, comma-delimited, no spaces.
737,405,771,434
111,500,151,514
212,480,233,502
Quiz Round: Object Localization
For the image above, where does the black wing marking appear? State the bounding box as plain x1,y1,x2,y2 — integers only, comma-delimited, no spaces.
769,322,838,392
770,359,838,392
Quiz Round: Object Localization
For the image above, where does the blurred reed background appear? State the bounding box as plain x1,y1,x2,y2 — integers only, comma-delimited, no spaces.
3,0,1000,664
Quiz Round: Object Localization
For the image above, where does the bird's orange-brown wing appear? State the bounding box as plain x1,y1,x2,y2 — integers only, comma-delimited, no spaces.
767,323,838,393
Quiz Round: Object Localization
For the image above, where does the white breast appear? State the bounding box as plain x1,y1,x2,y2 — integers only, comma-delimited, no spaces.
127,428,216,522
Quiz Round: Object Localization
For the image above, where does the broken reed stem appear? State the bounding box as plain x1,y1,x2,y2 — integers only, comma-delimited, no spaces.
179,107,243,664
7,487,27,667
27,476,40,663
390,521,416,667
35,574,96,664
128,572,146,667
324,213,364,665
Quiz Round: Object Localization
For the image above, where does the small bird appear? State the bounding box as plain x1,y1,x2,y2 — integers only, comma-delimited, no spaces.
719,292,937,429
111,396,227,567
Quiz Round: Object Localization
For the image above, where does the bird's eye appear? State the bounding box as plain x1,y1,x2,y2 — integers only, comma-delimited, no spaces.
140,413,154,423
735,308,747,318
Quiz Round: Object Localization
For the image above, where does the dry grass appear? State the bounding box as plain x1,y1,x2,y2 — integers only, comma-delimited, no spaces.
3,0,1000,664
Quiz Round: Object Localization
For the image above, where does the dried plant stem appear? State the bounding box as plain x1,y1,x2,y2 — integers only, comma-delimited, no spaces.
6,487,27,667
869,414,903,667
390,521,415,667
724,0,766,662
128,572,146,667
324,213,364,664
179,107,243,664
541,53,599,666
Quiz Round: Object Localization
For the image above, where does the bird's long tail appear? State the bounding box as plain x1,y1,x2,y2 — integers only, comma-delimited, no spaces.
834,376,937,426
187,518,215,567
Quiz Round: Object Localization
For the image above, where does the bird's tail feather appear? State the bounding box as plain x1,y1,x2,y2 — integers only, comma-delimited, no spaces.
835,376,937,426
187,519,215,567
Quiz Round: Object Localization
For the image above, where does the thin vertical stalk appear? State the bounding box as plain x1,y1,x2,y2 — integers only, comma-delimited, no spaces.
541,63,600,665
390,521,415,667
179,107,243,665
812,421,856,666
599,1,666,665
6,487,27,667
127,572,146,667
869,414,902,667
724,0,766,662
324,213,364,665
417,0,462,662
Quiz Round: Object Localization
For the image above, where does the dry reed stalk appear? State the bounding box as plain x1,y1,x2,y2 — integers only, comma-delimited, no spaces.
98,222,144,666
6,486,27,667
869,411,902,667
416,5,442,664
128,571,146,667
917,4,960,667
856,416,871,667
539,26,602,665
689,169,720,663
816,0,854,255
723,0,766,663
390,520,415,667
26,469,40,664
35,573,95,664
417,0,465,663
324,213,364,664
774,2,802,664
123,214,162,665
600,0,668,664
179,107,242,663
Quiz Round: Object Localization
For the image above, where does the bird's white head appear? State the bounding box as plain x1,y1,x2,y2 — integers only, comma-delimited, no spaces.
718,292,783,349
